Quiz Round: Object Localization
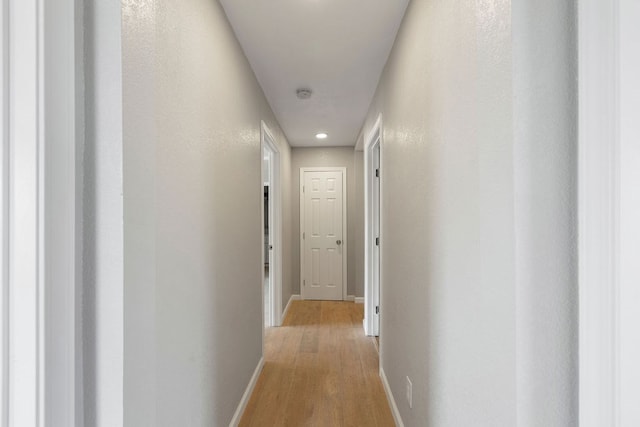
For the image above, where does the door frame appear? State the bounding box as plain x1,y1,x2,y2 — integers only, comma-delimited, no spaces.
363,114,382,337
578,0,640,425
299,167,348,301
1,0,85,424
261,121,283,327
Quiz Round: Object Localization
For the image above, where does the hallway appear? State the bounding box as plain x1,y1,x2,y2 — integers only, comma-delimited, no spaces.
6,0,640,423
240,301,394,426
7,0,586,425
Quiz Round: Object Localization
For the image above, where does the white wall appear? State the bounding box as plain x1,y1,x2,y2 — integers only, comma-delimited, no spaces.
359,0,577,425
291,147,364,298
122,0,291,425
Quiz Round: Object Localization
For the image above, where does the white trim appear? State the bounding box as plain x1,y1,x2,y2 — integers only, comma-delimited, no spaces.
3,1,82,425
261,121,283,327
579,2,640,425
363,114,382,336
617,1,640,424
282,295,301,324
345,295,355,302
7,0,42,424
1,1,9,424
299,167,348,301
578,1,620,426
229,357,264,427
380,368,403,427
354,297,364,304
0,0,8,422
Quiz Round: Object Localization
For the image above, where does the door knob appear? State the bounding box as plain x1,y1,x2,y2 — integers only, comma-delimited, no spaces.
336,240,342,245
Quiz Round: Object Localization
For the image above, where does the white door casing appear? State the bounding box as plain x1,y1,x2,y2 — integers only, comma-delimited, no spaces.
371,141,381,334
579,0,640,425
261,121,282,327
364,114,382,337
300,168,347,301
2,0,85,425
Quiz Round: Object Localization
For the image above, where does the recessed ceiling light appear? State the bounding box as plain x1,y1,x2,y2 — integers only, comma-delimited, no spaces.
316,133,328,140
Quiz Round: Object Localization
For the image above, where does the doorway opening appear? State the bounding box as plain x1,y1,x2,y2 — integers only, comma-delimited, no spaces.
261,121,282,327
364,114,382,337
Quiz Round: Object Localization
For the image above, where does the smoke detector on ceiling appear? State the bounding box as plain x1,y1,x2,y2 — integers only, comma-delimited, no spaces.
296,88,313,100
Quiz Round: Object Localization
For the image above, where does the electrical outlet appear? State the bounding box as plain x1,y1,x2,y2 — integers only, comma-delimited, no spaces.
406,376,413,409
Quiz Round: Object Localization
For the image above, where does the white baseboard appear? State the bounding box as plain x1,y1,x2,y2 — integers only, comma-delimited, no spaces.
229,357,264,426
346,295,355,302
380,367,404,427
281,294,300,323
354,297,364,304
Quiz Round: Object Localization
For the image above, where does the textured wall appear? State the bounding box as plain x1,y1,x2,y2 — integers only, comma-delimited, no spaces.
122,0,291,425
290,147,364,298
371,1,517,424
359,0,577,425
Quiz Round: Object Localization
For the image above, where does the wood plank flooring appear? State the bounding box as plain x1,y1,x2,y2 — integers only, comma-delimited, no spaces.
239,301,395,427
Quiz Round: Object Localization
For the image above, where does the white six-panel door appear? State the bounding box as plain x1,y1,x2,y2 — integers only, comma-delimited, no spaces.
301,169,346,300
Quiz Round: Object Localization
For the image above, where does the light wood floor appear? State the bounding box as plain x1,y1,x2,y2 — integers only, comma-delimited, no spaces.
239,300,395,427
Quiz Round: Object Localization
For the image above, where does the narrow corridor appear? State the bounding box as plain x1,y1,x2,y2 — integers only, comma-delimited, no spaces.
240,301,394,426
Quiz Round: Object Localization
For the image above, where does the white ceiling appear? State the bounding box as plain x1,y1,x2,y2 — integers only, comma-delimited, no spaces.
219,0,409,147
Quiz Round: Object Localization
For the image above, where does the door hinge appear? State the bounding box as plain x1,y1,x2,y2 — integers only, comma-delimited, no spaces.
303,279,306,287
375,168,380,178
375,237,380,246
303,185,305,193
375,306,379,315
303,232,305,239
